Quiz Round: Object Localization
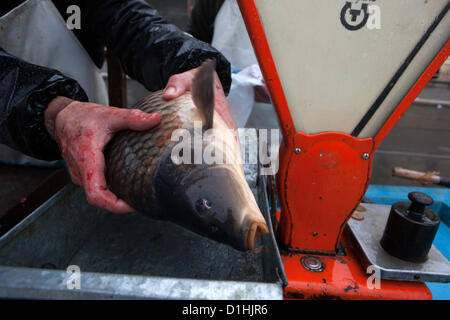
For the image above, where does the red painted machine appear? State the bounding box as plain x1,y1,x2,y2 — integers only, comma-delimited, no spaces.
238,0,450,299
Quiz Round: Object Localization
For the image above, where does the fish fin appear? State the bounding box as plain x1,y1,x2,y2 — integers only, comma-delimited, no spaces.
192,59,216,130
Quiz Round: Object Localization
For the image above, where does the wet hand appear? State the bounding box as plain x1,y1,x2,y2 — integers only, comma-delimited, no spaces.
45,97,161,214
163,66,238,130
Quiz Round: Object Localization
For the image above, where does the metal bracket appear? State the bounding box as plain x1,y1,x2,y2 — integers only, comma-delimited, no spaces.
347,203,450,283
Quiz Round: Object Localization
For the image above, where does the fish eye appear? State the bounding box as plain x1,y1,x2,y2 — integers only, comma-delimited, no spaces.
195,198,212,214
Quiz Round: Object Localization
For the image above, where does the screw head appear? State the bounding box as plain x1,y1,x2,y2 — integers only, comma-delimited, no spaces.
301,256,325,272
295,148,302,154
363,153,370,160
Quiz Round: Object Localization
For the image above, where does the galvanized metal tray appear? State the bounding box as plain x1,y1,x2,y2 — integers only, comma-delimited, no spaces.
0,169,287,299
347,203,450,283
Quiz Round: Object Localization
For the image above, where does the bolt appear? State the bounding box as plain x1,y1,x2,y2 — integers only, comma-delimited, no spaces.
295,148,301,154
301,256,325,272
363,153,370,160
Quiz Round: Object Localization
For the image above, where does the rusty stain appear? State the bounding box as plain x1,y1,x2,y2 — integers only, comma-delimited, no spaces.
311,293,342,300
285,291,305,299
344,284,360,293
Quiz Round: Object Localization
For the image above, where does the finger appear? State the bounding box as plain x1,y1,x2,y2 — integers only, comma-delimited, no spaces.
67,166,82,186
108,109,161,132
88,188,135,214
82,151,135,214
163,69,196,100
61,154,83,186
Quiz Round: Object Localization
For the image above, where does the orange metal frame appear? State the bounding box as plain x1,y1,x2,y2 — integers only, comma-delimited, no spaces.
238,0,449,299
283,230,432,300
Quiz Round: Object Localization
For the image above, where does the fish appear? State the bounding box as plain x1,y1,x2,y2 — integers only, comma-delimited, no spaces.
104,60,269,251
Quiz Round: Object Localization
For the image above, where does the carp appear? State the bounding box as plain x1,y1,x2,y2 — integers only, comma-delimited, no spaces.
104,60,268,251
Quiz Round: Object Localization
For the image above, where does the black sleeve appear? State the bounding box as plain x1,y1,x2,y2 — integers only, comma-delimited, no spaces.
0,48,88,161
54,0,231,94
188,0,225,44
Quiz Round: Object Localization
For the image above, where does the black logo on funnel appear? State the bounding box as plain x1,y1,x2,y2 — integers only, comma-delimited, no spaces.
340,1,369,31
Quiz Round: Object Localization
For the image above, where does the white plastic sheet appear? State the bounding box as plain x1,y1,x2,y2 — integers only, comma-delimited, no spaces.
211,0,258,70
227,65,265,128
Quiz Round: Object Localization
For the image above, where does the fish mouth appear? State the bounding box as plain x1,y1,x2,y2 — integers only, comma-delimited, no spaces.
243,216,269,251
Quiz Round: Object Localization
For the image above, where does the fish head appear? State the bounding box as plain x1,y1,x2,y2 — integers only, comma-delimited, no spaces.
156,160,268,251
180,165,268,251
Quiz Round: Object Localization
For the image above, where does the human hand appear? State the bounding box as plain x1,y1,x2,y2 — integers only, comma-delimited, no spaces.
45,97,161,213
163,66,238,130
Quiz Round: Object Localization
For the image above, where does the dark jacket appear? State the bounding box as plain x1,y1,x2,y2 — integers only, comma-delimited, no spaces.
0,0,231,161
188,0,225,44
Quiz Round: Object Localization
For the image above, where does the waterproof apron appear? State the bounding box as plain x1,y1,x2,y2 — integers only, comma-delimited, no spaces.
0,0,108,166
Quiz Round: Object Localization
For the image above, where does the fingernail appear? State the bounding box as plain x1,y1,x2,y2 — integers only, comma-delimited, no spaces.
165,87,176,96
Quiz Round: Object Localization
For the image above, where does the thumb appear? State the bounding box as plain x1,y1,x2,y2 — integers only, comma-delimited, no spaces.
108,108,161,132
163,69,196,100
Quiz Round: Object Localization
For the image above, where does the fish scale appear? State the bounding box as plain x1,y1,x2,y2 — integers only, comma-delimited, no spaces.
104,60,268,251
106,93,184,216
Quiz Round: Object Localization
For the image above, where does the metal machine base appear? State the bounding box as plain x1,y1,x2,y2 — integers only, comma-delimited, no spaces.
0,157,287,299
347,203,450,283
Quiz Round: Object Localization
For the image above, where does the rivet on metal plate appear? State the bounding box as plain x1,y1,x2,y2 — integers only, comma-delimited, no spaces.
301,255,325,272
